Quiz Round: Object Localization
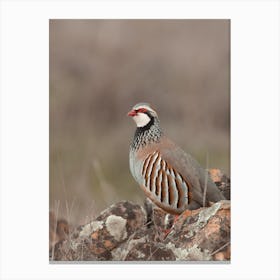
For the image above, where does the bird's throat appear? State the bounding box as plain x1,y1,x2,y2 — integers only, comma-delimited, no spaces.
131,118,163,151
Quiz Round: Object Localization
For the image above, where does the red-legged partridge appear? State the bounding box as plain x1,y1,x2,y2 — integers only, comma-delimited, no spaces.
128,102,225,215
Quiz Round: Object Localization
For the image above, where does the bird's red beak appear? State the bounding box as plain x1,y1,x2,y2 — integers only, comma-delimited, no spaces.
127,109,137,117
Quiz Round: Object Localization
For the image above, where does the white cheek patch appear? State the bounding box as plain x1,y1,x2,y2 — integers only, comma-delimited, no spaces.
133,112,151,127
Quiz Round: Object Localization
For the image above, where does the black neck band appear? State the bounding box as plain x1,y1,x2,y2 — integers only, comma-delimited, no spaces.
133,117,155,140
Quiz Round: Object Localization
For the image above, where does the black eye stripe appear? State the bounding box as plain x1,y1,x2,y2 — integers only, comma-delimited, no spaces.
135,109,153,117
146,111,154,119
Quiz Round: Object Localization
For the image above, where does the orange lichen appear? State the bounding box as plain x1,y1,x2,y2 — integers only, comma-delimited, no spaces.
90,245,106,255
104,240,115,250
209,169,223,183
91,231,99,239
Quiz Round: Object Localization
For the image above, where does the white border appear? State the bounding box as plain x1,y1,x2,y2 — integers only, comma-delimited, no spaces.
0,1,279,279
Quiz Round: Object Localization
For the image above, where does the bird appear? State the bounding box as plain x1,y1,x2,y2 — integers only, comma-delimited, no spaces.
128,102,225,215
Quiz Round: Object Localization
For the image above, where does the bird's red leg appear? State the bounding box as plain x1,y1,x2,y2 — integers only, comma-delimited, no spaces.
173,214,180,224
163,210,194,239
163,214,180,239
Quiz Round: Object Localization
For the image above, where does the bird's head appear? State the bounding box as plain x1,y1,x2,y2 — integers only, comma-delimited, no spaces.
127,103,158,127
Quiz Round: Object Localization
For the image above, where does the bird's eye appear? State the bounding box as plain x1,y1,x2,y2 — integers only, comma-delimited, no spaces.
137,108,147,113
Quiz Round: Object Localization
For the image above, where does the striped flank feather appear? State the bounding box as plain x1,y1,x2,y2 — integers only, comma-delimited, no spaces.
141,151,189,211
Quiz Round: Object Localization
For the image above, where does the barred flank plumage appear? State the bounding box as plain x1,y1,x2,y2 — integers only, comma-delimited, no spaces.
141,151,189,210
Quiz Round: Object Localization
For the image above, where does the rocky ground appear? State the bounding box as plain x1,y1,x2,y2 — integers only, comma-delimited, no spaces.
50,169,230,262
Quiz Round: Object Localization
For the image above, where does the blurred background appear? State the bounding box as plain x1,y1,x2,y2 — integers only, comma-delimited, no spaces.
50,20,230,225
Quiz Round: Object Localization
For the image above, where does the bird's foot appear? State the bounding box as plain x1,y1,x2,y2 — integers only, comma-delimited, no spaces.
163,209,195,240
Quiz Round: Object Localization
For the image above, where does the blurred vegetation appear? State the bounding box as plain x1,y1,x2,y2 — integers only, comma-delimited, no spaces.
50,20,230,224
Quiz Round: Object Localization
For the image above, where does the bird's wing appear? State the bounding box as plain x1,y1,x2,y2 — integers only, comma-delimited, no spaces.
158,136,225,206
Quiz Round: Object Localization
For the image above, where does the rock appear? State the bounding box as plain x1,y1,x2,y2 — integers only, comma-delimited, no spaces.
209,168,230,200
164,200,231,261
52,201,147,261
110,226,176,261
213,244,231,261
52,235,98,261
51,186,231,261
124,241,176,261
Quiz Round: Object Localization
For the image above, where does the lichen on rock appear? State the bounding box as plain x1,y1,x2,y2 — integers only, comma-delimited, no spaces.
105,215,127,242
79,220,104,237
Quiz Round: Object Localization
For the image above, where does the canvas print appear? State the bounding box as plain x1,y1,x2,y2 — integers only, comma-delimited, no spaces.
49,19,230,262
